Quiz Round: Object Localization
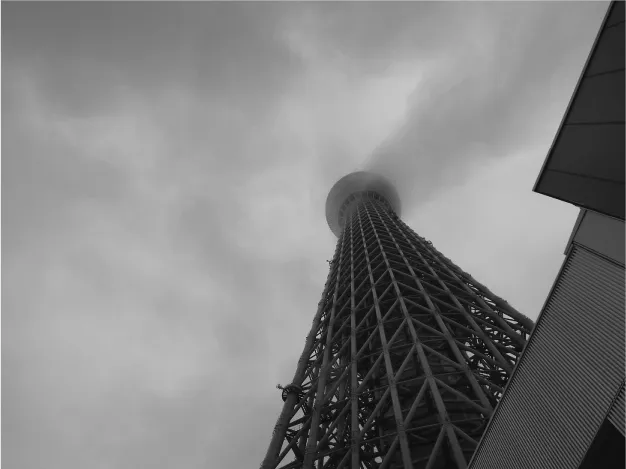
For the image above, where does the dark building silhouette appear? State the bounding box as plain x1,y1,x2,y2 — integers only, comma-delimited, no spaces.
469,2,625,468
534,1,625,220
261,172,533,469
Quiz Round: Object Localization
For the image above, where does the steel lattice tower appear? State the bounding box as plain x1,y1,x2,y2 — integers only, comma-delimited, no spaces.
261,172,533,469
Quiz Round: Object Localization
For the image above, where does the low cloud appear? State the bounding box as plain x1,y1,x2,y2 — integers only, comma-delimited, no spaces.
365,2,607,211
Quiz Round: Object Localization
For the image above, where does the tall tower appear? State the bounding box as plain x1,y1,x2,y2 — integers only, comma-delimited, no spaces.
261,172,533,469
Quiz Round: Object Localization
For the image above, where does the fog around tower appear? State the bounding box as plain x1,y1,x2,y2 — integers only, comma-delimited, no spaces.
2,3,609,469
364,0,597,210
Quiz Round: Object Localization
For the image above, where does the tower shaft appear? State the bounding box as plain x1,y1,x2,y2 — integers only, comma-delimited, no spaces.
262,195,532,469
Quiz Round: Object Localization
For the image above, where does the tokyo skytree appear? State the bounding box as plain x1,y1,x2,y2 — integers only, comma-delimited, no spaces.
260,172,533,469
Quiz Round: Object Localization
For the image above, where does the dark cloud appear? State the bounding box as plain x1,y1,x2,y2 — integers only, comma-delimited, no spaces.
3,2,302,118
2,80,131,259
281,2,488,75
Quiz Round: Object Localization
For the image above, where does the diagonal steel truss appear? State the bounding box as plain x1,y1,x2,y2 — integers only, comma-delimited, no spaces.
261,197,533,469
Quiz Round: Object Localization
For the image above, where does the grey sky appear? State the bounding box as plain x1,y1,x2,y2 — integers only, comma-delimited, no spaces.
2,2,608,468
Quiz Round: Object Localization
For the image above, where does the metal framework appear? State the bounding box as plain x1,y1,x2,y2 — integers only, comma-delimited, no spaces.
261,176,533,469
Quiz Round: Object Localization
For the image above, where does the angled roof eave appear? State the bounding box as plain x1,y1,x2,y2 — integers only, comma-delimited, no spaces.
532,1,616,194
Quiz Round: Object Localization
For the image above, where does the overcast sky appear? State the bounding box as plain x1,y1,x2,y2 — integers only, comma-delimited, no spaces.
2,2,609,468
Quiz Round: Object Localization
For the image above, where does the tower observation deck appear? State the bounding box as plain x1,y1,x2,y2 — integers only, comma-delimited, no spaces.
261,171,533,469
